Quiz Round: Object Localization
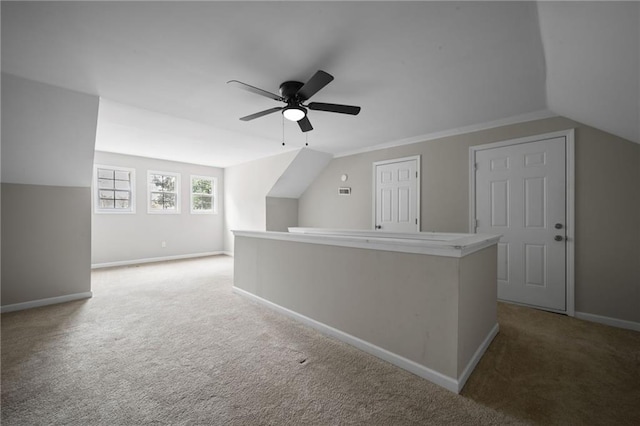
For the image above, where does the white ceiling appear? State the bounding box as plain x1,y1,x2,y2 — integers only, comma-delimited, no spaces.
2,1,638,168
537,1,640,145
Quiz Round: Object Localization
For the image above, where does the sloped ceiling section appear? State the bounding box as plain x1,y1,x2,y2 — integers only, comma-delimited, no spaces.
268,149,333,199
95,99,297,168
1,73,99,187
538,2,640,143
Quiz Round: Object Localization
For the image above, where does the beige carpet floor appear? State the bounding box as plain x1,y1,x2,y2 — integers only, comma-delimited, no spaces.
1,255,639,425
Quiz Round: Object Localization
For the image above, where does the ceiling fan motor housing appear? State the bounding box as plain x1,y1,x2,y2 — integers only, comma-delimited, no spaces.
279,81,304,102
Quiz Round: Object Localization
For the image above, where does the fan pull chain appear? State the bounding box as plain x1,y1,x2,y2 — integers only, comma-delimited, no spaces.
281,114,285,146
305,132,308,146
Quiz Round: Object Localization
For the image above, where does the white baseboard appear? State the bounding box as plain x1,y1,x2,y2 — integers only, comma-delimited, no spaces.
222,251,234,257
233,286,463,393
456,323,499,393
1,292,93,313
91,251,226,269
575,311,640,332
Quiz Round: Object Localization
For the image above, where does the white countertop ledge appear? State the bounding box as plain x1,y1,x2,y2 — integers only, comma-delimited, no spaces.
232,228,501,258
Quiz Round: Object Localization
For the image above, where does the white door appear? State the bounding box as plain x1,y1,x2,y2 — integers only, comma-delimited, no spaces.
374,157,419,233
474,137,566,311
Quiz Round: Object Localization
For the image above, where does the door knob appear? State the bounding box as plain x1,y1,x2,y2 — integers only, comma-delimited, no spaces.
375,225,382,229
554,235,564,241
555,223,563,229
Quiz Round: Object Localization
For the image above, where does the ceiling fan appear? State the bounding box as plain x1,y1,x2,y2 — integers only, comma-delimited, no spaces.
227,70,361,132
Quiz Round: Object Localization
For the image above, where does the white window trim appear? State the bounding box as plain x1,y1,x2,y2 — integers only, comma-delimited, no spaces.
93,164,136,214
190,175,218,215
147,170,181,214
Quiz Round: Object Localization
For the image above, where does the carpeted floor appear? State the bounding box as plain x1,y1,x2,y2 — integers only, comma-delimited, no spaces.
463,300,640,425
1,255,639,425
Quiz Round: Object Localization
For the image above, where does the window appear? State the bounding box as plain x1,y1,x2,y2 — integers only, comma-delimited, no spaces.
190,175,217,214
94,165,135,213
148,171,180,213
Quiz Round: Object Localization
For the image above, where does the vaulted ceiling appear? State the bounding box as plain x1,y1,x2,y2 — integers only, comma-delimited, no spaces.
2,1,638,167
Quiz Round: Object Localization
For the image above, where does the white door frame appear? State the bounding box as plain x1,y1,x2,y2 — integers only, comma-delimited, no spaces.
469,130,575,316
372,155,421,231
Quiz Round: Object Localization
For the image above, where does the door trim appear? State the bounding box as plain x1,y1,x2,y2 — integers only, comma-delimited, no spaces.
468,129,575,316
372,155,421,231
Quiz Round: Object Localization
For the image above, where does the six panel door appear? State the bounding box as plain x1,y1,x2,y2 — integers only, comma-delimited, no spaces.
375,159,418,233
475,137,567,311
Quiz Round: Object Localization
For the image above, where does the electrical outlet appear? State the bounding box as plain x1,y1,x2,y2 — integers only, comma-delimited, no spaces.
161,241,166,248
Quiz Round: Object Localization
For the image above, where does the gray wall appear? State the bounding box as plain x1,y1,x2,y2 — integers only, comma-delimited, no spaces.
266,197,299,232
299,116,640,323
2,184,91,305
234,235,497,383
458,246,498,376
1,74,99,307
92,151,224,265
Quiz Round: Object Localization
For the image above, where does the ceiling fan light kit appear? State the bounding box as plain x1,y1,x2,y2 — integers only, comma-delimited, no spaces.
282,105,306,122
228,70,361,134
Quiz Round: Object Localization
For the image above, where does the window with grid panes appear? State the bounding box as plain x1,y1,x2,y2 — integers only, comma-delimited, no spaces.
94,165,135,213
148,171,181,213
190,175,217,214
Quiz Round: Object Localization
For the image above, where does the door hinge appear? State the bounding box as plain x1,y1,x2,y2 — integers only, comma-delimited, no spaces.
416,171,418,178
415,218,418,225
475,219,479,228
474,163,478,171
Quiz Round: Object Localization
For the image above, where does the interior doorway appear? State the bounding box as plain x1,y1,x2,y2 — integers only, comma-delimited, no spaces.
372,156,420,233
470,131,575,315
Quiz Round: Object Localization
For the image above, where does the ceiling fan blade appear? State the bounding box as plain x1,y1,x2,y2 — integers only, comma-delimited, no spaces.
227,80,284,102
308,102,361,115
296,70,334,101
297,115,313,132
239,107,283,121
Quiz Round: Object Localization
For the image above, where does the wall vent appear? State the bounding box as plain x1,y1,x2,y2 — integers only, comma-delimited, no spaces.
338,187,351,195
